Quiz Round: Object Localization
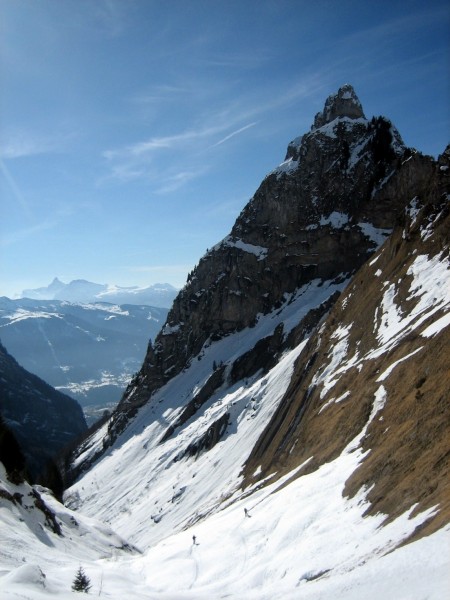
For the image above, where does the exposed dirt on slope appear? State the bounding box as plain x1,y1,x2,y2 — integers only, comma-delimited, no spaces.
344,326,450,541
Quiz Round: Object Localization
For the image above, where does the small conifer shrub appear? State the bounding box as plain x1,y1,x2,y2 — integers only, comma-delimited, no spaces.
72,567,91,593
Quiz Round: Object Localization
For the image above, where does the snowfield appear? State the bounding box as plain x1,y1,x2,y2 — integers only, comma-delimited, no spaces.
1,411,449,599
1,217,449,597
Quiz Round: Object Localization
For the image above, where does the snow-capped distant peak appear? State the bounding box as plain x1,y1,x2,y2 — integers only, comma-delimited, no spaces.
20,279,178,308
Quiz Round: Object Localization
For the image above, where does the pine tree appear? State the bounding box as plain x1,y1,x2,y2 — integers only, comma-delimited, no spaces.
71,567,91,593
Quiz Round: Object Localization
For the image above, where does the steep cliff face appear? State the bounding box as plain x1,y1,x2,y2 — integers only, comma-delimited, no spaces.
244,145,450,538
102,85,432,443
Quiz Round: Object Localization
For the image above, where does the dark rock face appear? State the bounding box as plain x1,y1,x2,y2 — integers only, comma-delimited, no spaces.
179,411,230,460
92,85,437,451
159,364,226,444
0,341,87,479
0,414,27,483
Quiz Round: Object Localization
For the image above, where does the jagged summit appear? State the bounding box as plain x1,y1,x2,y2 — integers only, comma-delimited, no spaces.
312,83,365,129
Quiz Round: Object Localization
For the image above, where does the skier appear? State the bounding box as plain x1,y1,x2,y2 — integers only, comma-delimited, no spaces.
244,508,251,518
192,535,197,545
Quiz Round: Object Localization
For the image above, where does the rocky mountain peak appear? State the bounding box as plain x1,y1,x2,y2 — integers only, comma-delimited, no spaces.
75,85,437,460
312,83,365,129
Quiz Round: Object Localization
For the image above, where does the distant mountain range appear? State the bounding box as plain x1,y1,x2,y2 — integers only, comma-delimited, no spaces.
0,297,168,418
21,278,178,308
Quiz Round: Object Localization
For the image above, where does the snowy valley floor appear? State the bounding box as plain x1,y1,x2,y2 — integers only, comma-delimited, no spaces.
1,431,449,599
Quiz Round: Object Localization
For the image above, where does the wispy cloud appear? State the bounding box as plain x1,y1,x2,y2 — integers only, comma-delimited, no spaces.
126,120,258,156
155,170,206,195
211,122,258,148
0,219,58,247
100,68,331,192
104,124,223,160
0,130,75,160
0,159,32,218
104,162,147,183
100,118,258,188
1,136,55,160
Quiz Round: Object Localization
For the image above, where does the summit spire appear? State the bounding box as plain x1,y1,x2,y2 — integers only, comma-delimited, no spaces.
312,84,365,129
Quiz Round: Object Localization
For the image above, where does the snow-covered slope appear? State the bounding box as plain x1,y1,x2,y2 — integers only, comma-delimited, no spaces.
1,435,449,599
63,181,449,577
0,463,138,596
66,314,312,543
1,307,449,598
244,186,450,538
2,279,449,599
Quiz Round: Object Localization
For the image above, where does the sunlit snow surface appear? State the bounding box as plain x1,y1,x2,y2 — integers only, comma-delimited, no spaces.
1,259,449,598
376,251,450,349
1,424,449,599
216,235,269,260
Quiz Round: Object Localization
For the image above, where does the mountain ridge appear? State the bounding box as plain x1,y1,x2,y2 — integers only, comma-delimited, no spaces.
0,341,87,481
20,279,178,308
0,298,168,413
94,84,435,452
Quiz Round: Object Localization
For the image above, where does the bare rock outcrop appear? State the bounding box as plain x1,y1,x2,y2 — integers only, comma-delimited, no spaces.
312,83,365,128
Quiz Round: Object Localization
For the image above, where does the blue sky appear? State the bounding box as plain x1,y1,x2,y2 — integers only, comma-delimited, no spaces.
1,0,449,298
